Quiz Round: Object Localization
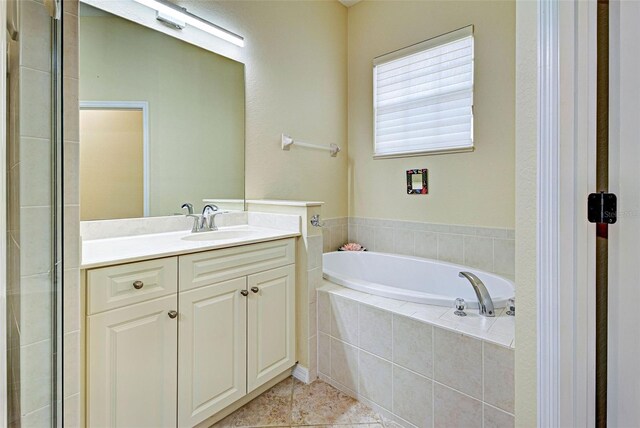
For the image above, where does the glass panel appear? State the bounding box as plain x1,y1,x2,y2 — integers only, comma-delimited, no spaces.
5,0,62,425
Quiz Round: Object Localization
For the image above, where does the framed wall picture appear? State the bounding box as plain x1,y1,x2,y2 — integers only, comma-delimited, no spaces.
406,169,428,194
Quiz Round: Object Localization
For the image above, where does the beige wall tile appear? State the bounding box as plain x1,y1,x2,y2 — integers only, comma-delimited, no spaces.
63,142,80,205
19,274,51,346
374,227,394,253
308,236,323,269
63,12,79,79
318,333,331,376
437,234,464,265
63,77,79,142
357,225,376,251
494,239,516,276
331,338,358,393
19,0,51,72
318,290,332,334
20,206,52,276
392,228,415,256
358,351,392,410
308,267,322,304
463,236,494,272
63,331,80,398
483,342,515,413
330,294,359,346
358,304,392,360
20,68,52,139
414,231,438,260
20,137,51,207
308,335,318,380
433,328,482,399
63,394,81,428
392,315,433,378
63,205,80,269
21,405,51,427
484,404,515,428
20,340,52,414
392,365,433,428
309,301,317,338
322,227,332,253
433,383,482,428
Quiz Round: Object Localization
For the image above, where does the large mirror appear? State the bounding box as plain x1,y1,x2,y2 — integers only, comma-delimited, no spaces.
79,3,245,221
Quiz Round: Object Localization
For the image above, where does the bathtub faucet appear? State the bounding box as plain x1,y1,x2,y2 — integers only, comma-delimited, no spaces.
458,272,495,317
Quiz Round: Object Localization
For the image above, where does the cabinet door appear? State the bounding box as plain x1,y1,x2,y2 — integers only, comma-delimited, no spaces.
88,295,178,428
178,277,247,427
247,265,296,392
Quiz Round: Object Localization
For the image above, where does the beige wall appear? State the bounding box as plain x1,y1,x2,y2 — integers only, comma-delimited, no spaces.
515,1,538,426
347,0,515,228
183,1,349,218
80,11,245,217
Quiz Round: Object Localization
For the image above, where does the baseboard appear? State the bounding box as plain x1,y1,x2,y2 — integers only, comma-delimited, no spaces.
292,364,310,384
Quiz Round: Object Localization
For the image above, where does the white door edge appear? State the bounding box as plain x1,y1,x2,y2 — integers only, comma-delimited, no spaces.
538,0,597,426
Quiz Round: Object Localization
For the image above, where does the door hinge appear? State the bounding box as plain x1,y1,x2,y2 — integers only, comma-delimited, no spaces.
588,192,617,224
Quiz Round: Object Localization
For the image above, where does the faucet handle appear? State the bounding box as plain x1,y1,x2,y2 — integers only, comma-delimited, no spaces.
454,298,467,317
207,210,229,230
506,298,515,316
202,204,219,216
181,202,194,215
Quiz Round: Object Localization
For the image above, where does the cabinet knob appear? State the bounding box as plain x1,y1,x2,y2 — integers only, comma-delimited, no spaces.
251,287,259,293
240,290,249,297
168,310,178,319
133,280,144,289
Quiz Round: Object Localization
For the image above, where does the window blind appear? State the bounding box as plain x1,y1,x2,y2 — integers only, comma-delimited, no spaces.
373,26,474,157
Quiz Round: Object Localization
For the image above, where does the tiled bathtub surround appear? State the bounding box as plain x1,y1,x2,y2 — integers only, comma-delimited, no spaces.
322,217,349,253
323,217,515,279
317,283,515,428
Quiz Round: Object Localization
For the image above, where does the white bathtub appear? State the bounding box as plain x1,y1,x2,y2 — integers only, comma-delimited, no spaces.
323,251,514,308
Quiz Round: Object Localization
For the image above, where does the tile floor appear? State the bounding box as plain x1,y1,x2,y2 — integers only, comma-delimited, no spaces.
214,377,399,428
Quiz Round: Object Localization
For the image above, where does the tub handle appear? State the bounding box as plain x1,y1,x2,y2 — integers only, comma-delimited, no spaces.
310,214,325,228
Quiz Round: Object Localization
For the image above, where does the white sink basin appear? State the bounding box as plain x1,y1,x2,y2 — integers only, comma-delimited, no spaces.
181,230,256,242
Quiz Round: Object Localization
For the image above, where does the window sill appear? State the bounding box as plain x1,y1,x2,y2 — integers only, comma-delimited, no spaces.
373,145,475,159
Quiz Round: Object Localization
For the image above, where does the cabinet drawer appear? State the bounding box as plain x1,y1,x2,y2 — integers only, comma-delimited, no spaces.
87,257,178,314
179,238,295,291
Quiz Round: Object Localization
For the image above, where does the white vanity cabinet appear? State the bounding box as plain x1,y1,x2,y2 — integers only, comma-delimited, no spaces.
85,238,296,428
86,257,179,428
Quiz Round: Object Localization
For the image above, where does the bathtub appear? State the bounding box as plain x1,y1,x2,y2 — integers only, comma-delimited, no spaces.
322,251,514,308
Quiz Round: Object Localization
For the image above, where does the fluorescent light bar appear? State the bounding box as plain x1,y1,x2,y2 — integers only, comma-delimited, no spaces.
133,0,245,47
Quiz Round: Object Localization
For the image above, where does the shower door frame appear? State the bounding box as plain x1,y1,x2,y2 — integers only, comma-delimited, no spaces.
0,0,8,425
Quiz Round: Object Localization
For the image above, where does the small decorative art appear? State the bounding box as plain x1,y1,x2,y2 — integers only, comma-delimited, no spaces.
406,169,428,194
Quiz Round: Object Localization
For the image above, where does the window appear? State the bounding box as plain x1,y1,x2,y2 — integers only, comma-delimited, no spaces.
373,26,474,158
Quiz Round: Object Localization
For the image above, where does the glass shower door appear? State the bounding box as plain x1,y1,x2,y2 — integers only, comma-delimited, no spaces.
5,0,63,425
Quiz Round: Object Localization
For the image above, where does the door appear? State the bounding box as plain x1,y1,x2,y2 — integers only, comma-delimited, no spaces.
88,295,178,427
247,265,296,392
79,107,146,220
178,277,247,427
608,1,640,425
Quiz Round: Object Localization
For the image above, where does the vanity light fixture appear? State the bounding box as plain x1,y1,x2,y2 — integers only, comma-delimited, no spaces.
133,0,245,47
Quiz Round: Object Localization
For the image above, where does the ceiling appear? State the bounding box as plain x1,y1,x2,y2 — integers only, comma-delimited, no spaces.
338,0,362,7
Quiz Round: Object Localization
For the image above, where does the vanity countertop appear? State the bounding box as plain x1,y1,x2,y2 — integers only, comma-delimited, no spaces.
81,225,300,269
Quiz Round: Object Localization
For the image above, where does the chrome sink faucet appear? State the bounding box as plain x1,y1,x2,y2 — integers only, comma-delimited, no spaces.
181,203,214,233
458,272,495,317
182,203,229,233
